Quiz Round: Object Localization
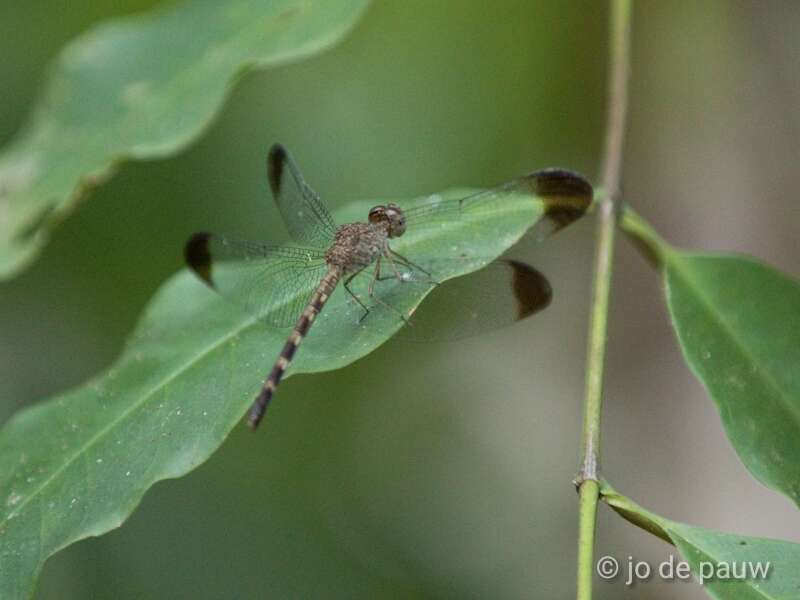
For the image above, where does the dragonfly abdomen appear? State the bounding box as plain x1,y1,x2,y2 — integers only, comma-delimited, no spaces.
247,268,341,429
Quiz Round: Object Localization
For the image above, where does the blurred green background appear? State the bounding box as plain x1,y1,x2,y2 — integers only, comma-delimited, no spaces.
1,1,799,598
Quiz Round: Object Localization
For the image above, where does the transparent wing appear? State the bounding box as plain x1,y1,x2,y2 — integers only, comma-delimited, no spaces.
185,232,329,328
347,257,552,342
403,168,592,239
267,144,337,249
402,259,551,342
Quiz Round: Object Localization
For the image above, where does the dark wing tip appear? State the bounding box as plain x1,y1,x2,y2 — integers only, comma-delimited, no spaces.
528,168,593,230
185,232,215,288
504,259,552,320
267,144,288,199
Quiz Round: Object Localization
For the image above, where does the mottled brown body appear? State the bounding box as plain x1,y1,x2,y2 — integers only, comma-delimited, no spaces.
247,221,392,428
325,222,390,273
185,143,593,432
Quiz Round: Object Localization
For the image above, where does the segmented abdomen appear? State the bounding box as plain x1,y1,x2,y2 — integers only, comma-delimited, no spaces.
247,268,341,429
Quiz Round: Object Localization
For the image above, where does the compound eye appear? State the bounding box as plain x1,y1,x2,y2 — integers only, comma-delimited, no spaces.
387,204,405,219
368,205,385,221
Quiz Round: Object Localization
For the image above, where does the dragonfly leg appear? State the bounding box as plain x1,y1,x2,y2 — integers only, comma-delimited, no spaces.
369,293,410,325
375,272,401,282
364,257,410,325
383,252,405,282
368,256,381,297
345,263,407,325
344,268,371,322
373,254,407,282
387,248,438,284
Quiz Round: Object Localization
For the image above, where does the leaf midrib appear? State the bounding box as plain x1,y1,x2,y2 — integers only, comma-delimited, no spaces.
669,256,800,424
0,308,261,532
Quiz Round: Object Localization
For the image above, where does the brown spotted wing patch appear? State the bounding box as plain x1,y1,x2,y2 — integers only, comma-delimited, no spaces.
185,232,328,328
267,144,337,249
402,168,592,240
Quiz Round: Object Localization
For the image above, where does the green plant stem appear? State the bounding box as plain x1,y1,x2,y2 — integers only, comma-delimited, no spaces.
576,478,601,596
599,481,673,544
575,1,632,599
619,205,672,268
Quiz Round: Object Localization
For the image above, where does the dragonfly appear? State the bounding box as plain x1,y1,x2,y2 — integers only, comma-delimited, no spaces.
185,145,592,429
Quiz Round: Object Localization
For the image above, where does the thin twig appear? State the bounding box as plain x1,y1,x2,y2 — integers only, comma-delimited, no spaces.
575,1,632,599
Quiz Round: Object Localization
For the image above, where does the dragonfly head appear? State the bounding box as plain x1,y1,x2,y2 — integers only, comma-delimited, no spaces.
368,203,407,238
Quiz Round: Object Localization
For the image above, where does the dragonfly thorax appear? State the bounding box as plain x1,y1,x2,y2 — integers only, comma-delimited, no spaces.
325,222,390,274
368,203,406,238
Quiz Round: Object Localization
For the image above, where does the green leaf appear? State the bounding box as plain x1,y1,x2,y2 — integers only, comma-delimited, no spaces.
604,486,800,599
0,177,590,599
666,525,797,600
0,0,370,280
665,253,800,507
620,207,800,508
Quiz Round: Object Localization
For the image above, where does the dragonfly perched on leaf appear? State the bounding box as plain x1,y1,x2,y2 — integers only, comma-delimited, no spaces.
186,145,592,429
